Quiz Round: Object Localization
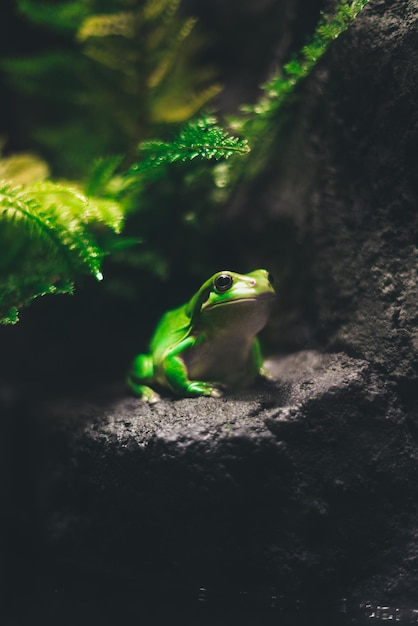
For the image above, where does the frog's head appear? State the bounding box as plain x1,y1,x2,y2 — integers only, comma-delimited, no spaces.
187,269,276,334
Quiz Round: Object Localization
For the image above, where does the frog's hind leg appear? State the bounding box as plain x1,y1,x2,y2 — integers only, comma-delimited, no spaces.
127,354,160,403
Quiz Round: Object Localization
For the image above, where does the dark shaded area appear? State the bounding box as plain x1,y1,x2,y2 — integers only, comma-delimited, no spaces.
0,0,66,152
184,0,326,110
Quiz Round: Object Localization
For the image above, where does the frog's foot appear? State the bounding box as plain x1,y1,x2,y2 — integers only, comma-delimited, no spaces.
128,381,161,404
186,381,224,398
258,366,275,383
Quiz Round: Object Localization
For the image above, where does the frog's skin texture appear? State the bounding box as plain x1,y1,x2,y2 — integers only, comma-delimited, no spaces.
127,269,276,403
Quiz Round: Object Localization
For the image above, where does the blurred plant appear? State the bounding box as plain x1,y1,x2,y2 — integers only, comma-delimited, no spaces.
3,0,222,176
0,0,370,325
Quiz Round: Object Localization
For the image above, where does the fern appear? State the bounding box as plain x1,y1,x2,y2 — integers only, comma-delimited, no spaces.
84,156,125,197
0,276,74,326
124,1,370,185
0,180,124,323
17,0,89,32
266,1,369,100
199,0,371,195
237,0,371,140
0,152,49,185
127,116,249,177
77,0,222,124
3,0,221,177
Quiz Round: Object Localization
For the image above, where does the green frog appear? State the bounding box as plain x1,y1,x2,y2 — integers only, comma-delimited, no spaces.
127,269,275,402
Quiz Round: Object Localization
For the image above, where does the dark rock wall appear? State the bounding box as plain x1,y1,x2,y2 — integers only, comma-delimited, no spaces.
308,0,418,381
230,0,418,383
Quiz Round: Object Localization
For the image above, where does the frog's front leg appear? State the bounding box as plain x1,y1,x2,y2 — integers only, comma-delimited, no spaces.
127,353,161,404
163,339,223,398
251,338,274,381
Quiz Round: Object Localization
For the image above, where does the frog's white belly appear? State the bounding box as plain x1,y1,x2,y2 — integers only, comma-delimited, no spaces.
184,334,254,385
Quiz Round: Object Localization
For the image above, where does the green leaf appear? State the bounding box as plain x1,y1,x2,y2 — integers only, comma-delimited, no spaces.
128,115,249,176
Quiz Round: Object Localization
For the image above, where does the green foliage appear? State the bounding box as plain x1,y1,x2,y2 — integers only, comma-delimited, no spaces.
118,0,372,198
84,155,125,197
0,177,123,323
241,0,369,136
17,0,89,32
216,0,371,188
261,0,370,116
77,0,222,124
0,0,370,325
4,0,221,177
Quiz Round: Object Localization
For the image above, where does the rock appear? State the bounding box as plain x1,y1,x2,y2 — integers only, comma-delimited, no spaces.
223,0,418,384
28,350,418,607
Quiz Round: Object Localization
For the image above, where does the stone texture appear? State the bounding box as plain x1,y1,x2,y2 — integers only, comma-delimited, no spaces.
223,0,418,385
28,351,418,605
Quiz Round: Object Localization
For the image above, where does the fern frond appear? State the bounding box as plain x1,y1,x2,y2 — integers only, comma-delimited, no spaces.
75,1,221,130
1,182,98,280
0,181,123,279
150,83,223,124
203,0,371,197
127,116,249,176
144,0,180,22
29,181,124,231
77,12,135,41
0,178,125,323
17,0,89,32
1,52,83,101
0,276,74,325
238,0,371,139
0,153,49,184
148,17,197,88
85,156,124,197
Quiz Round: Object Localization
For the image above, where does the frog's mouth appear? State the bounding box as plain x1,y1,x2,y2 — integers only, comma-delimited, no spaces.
203,292,275,312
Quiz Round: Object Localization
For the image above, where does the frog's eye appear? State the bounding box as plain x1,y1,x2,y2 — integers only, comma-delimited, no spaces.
214,273,233,293
268,272,275,286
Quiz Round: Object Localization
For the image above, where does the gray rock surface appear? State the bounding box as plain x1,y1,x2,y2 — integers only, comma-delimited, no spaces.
226,0,418,385
32,351,418,604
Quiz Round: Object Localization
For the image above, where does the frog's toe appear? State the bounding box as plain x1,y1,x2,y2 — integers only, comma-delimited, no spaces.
145,389,161,404
187,382,223,398
129,382,161,403
207,386,223,398
258,366,275,382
